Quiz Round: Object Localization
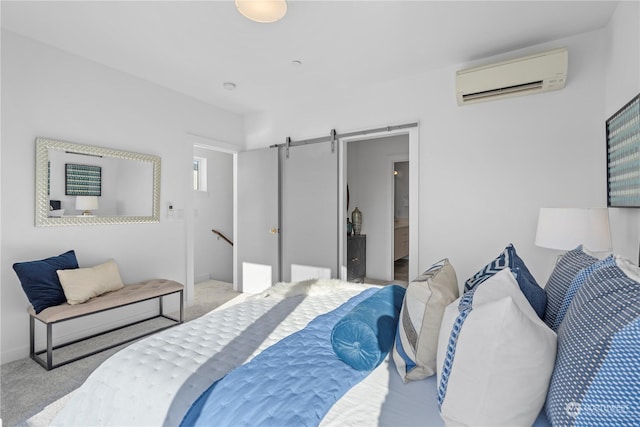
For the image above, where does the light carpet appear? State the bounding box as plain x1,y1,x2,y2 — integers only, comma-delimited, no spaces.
0,280,239,427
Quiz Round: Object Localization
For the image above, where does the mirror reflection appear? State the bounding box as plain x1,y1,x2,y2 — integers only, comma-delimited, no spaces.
35,137,161,226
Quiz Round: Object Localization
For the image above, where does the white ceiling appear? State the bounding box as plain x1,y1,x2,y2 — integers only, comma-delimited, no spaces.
1,1,619,116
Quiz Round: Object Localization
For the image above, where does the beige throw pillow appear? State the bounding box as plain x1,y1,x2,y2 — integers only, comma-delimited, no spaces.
392,258,459,382
57,259,124,304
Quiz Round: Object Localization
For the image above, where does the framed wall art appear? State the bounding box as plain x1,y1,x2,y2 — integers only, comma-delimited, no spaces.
607,93,640,207
65,163,102,196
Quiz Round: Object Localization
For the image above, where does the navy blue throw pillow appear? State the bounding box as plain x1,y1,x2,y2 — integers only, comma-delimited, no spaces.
511,251,547,319
13,250,79,313
465,244,547,318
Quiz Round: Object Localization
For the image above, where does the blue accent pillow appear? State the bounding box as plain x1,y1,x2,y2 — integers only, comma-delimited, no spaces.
545,265,640,426
331,285,405,371
543,246,598,329
511,252,547,319
465,244,547,318
13,250,79,313
551,255,616,331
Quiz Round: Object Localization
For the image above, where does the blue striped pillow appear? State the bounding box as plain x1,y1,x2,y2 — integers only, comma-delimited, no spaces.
543,246,598,329
545,265,640,426
551,255,616,331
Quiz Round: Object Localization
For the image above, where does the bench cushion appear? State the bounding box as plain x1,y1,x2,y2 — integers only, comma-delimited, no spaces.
28,279,183,323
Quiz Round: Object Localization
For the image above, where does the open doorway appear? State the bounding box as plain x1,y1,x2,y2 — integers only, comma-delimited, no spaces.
393,160,409,283
344,134,410,285
191,145,238,312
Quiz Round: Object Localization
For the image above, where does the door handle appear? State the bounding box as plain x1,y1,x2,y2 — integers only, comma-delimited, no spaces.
269,227,279,234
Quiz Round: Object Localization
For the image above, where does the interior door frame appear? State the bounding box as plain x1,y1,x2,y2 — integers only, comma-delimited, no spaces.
389,155,410,280
186,138,239,307
338,124,420,283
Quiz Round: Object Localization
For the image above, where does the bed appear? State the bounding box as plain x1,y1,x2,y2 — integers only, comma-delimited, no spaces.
33,280,443,426
29,244,640,427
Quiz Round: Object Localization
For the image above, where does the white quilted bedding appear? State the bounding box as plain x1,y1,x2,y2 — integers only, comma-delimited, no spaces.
49,279,442,427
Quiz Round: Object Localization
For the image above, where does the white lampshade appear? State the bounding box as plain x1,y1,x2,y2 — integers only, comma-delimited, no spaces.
535,208,612,252
235,0,287,23
76,196,98,214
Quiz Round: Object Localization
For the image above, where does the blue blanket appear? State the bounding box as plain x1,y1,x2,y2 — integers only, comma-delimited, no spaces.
180,286,402,427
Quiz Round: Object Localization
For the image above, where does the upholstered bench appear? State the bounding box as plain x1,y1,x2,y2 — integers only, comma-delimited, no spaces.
29,279,184,370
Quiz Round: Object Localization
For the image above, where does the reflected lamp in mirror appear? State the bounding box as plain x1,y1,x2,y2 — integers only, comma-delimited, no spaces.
76,196,99,216
535,208,612,252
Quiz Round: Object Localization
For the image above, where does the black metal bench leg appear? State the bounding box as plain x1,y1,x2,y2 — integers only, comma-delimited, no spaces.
47,323,53,370
180,290,184,322
30,316,35,356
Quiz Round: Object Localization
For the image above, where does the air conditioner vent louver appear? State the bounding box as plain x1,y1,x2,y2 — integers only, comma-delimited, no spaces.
462,81,544,102
456,48,567,106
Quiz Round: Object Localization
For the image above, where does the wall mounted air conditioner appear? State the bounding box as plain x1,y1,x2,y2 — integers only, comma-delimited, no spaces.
456,47,568,106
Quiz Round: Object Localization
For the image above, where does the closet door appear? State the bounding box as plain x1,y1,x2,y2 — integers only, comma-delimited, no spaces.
237,147,279,291
280,142,338,282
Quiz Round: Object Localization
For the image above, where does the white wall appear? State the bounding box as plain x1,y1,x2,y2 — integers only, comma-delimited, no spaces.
193,147,234,283
605,1,640,265
347,135,409,280
1,31,244,363
245,28,611,287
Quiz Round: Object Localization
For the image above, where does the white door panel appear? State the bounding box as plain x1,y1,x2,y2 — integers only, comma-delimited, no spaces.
280,142,338,282
236,148,279,291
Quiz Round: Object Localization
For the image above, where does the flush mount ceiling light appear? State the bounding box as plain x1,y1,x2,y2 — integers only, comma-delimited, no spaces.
235,0,287,23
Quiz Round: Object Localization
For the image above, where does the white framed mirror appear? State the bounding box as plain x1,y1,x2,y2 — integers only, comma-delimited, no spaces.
35,137,161,226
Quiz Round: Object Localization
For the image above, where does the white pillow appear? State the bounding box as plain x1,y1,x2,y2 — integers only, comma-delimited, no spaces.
392,258,459,382
57,259,124,304
436,268,557,427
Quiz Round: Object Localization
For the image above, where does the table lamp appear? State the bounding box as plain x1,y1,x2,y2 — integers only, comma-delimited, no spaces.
76,196,99,216
535,207,612,252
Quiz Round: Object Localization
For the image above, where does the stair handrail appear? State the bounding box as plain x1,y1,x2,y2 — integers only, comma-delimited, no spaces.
211,229,233,246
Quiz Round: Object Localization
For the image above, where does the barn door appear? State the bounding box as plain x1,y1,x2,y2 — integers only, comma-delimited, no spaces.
236,147,279,292
280,142,338,282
